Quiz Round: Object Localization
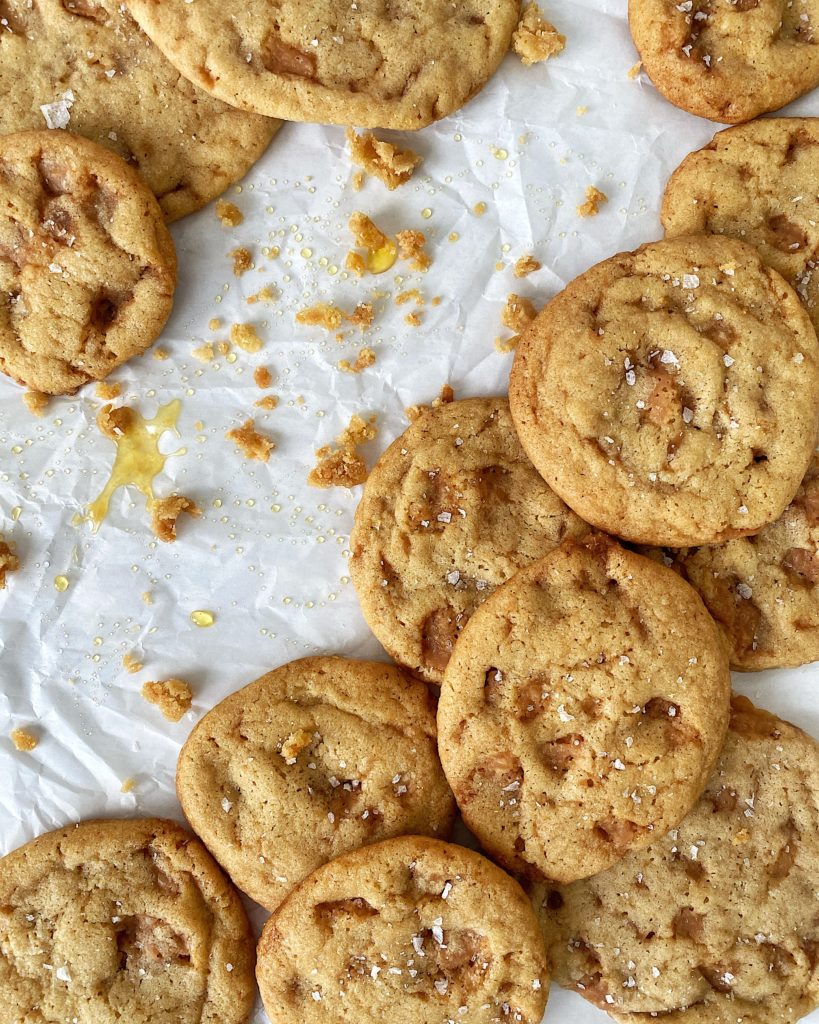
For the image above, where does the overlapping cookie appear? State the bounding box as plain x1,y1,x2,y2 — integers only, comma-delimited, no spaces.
350,397,589,684
437,535,731,883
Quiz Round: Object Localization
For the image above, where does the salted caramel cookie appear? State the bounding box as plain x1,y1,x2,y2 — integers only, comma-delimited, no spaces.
256,835,549,1024
350,398,590,685
0,130,176,394
177,657,455,911
509,236,819,547
628,0,819,123
1,0,278,221
124,0,520,129
535,696,819,1024
0,818,255,1024
437,535,731,884
645,453,819,671
663,118,819,336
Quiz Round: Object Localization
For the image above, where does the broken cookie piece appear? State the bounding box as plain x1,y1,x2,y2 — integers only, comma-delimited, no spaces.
141,678,193,722
577,185,608,217
513,3,566,65
216,200,243,227
346,129,422,190
97,403,134,439
308,414,377,489
151,495,202,543
227,419,275,462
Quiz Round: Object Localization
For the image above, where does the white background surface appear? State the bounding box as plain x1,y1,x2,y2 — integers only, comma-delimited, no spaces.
1,1,818,1021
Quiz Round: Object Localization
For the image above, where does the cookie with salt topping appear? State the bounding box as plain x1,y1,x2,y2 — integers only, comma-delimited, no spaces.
256,835,550,1024
177,657,455,911
534,696,819,1023
437,535,731,884
509,235,819,547
0,818,255,1024
350,397,589,685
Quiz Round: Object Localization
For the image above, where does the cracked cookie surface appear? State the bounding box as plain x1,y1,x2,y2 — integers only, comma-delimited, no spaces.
124,0,521,129
0,0,278,221
437,536,731,884
509,235,819,547
628,0,819,123
350,398,590,685
177,657,455,911
0,130,176,395
0,818,255,1024
534,696,819,1024
256,835,549,1024
663,118,819,338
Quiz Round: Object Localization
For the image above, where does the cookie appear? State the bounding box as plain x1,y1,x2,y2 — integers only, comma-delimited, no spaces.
534,696,819,1023
177,656,455,911
0,130,176,395
255,835,549,1024
0,817,255,1024
628,0,819,123
644,453,819,672
437,535,731,884
509,236,819,547
350,397,590,685
123,0,521,130
662,118,819,337
1,0,279,221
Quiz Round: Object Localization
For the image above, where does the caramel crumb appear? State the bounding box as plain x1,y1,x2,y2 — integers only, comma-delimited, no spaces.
281,728,314,760
192,342,215,362
513,3,566,65
346,251,366,277
339,347,377,374
396,289,425,307
216,200,243,227
349,211,390,251
406,384,455,422
208,317,221,331
348,303,374,330
247,285,277,305
142,591,153,605
628,61,642,80
495,335,520,354
227,419,275,461
503,293,539,333
151,495,201,543
141,678,193,722
95,381,121,400
216,341,231,356
122,652,143,674
308,414,377,489
11,728,37,752
576,105,588,116
578,185,608,218
120,777,136,793
22,391,49,417
255,395,280,410
229,246,253,276
254,366,273,389
514,255,542,278
405,312,423,327
0,538,19,589
296,303,345,331
230,322,263,353
396,229,431,271
97,403,134,439
346,129,422,190
352,170,365,191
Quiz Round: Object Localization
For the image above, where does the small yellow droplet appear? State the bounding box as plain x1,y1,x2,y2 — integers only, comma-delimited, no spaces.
93,636,103,647
492,147,508,160
366,240,398,275
473,202,487,217
11,445,22,455
448,232,460,243
226,352,238,364
300,248,313,259
271,503,281,512
421,208,433,220
191,609,215,628
501,243,511,253
11,506,21,521
54,575,69,592
328,264,338,275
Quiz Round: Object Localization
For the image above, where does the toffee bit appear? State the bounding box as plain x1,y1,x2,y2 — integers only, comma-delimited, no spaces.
577,185,608,217
345,250,367,276
348,303,375,330
346,129,422,190
96,403,134,439
247,285,277,305
215,200,243,227
405,384,455,422
11,727,38,751
122,652,143,674
254,366,273,389
95,381,121,400
229,246,252,276
150,495,201,543
396,229,431,271
349,211,391,251
308,414,377,489
513,2,566,65
254,395,280,410
514,255,542,278
230,322,263,353
141,678,193,722
152,348,168,360
339,347,377,374
296,303,345,331
226,419,275,462
405,311,423,327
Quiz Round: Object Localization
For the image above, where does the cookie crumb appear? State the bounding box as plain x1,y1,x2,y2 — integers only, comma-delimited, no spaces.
254,366,273,388
227,419,275,461
230,322,263,353
95,381,122,400
346,129,423,190
208,317,222,331
406,384,455,422
628,61,643,80
152,348,168,361
349,211,391,251
141,678,193,722
122,652,143,674
254,395,279,410
495,335,520,353
0,539,19,589
513,3,566,65
339,347,377,373
345,251,367,277
280,728,314,760
192,342,215,362
120,777,136,793
348,303,375,330
296,304,345,331
11,727,37,752
352,170,365,191
308,414,377,489
151,495,201,543
503,293,539,332
396,229,431,271
215,200,243,227
578,185,608,218
514,255,542,278
97,403,134,439
396,289,425,307
576,105,588,116
247,285,277,305
405,312,423,327
23,391,49,417
229,246,253,276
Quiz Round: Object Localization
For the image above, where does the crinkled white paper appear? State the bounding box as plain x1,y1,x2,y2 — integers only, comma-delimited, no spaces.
1,2,818,1021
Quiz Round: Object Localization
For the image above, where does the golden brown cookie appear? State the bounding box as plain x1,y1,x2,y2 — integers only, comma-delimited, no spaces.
1,0,279,221
124,0,521,129
0,818,255,1024
350,397,590,685
534,696,819,1024
644,452,819,671
0,130,176,395
256,835,549,1024
177,657,455,911
628,0,819,123
663,118,819,337
509,236,819,547
437,535,731,884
